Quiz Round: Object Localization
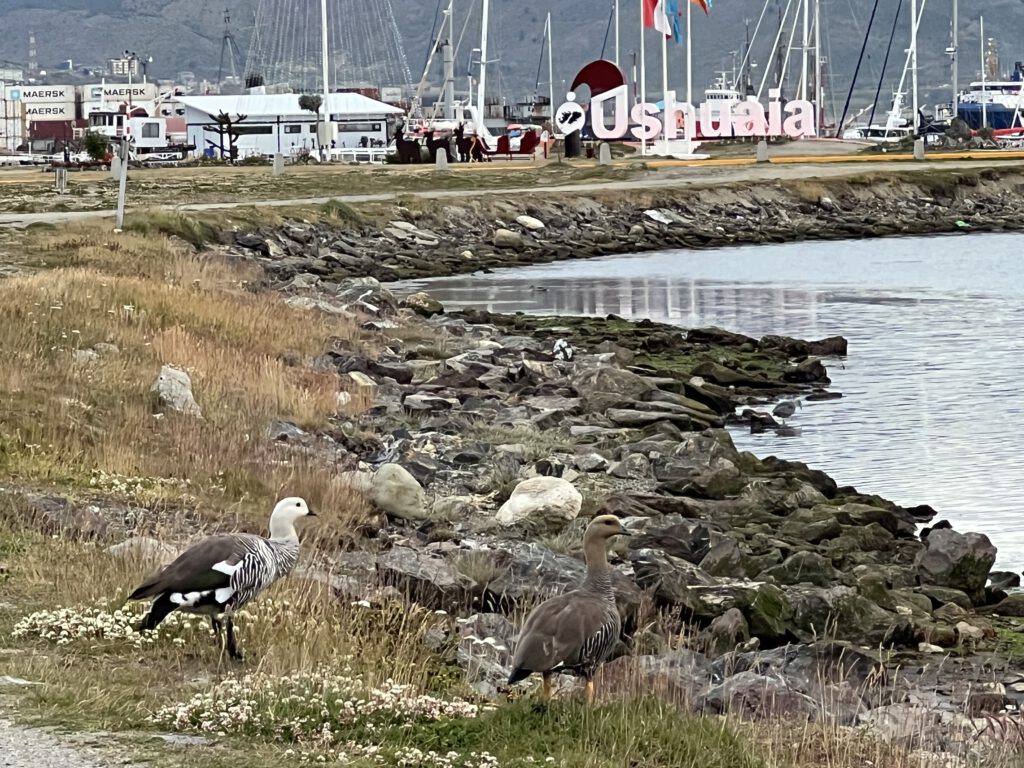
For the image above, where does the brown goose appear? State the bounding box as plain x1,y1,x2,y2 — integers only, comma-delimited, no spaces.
128,497,315,659
508,514,631,703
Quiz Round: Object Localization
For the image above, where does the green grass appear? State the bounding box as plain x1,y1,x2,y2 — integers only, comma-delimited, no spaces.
122,210,221,248
396,698,766,768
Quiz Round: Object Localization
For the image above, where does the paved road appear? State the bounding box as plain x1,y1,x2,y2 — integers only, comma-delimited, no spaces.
2,158,1024,229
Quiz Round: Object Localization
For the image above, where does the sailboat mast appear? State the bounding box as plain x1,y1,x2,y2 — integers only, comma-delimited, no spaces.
814,0,822,128
477,0,489,120
547,12,554,125
951,0,958,113
615,0,620,66
980,15,987,130
910,0,919,133
800,0,809,100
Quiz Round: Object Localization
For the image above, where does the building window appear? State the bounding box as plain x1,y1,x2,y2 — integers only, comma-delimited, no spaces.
285,125,301,134
338,122,381,132
141,122,160,138
232,125,274,135
309,125,317,133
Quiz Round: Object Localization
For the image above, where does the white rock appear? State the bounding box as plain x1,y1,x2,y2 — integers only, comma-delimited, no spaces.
348,371,378,389
516,214,545,231
150,365,203,418
492,228,524,249
106,536,178,564
460,250,475,260
955,621,986,642
370,463,428,520
496,477,582,531
917,642,946,654
72,349,99,365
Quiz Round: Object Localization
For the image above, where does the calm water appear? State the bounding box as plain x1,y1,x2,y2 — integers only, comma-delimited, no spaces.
396,233,1024,572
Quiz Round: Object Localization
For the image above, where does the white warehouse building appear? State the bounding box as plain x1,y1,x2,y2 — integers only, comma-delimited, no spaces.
177,92,403,159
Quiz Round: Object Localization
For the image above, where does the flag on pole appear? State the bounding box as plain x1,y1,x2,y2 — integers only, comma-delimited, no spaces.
692,0,710,15
642,0,673,36
665,0,683,42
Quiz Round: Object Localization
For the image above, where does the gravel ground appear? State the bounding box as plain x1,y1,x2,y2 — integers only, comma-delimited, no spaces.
0,714,127,768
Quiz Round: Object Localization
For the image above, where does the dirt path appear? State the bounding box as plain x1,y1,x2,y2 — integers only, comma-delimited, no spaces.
2,158,1024,229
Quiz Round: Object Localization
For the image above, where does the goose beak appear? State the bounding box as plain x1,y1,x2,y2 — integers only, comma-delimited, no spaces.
307,509,318,517
618,529,632,537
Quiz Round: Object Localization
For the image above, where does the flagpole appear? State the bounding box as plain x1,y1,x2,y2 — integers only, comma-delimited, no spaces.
640,0,647,156
685,0,693,154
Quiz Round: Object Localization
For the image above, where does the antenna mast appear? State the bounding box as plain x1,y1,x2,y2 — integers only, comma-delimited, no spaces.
218,9,243,86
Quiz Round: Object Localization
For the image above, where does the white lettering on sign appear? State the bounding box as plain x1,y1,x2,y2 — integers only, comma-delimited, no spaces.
87,84,156,100
4,85,74,102
557,86,816,141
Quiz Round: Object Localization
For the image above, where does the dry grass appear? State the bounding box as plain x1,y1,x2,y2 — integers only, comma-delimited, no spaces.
0,221,374,526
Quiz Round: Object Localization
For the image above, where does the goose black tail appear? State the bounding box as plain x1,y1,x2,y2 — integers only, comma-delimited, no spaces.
508,667,532,685
134,593,176,633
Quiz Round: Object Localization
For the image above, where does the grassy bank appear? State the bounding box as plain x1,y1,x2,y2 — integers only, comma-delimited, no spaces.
0,161,634,215
0,218,1014,768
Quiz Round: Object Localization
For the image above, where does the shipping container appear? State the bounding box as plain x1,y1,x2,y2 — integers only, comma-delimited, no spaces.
82,83,158,102
24,103,75,121
4,85,75,102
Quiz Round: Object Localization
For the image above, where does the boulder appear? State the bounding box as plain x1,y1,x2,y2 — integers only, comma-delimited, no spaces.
107,537,178,564
150,365,203,418
700,539,745,578
369,463,428,520
377,546,469,608
697,671,820,720
495,477,582,532
914,529,997,604
401,292,445,317
493,228,524,249
760,552,841,587
571,367,654,404
598,649,713,703
516,215,545,231
701,607,750,656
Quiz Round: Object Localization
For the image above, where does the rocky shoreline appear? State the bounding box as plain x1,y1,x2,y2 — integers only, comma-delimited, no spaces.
219,167,1024,283
49,266,1019,763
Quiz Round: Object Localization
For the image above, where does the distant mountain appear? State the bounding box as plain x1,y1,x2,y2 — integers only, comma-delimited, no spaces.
0,0,1015,122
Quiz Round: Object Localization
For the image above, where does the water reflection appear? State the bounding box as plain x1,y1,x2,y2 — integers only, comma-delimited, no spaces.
398,234,1024,571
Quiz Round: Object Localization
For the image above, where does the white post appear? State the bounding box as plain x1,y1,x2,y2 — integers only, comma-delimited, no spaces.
640,0,647,156
547,12,555,125
320,0,331,159
980,15,987,130
910,0,919,134
685,0,693,154
114,138,128,231
614,0,620,67
477,0,490,120
800,0,809,100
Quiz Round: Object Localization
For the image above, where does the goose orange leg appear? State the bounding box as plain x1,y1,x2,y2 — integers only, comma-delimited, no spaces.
542,673,553,700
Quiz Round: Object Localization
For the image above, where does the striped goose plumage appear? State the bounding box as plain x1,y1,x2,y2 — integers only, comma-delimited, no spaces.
508,514,630,703
128,496,315,659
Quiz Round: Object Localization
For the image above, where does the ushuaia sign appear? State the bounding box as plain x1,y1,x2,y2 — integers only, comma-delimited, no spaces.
557,60,816,141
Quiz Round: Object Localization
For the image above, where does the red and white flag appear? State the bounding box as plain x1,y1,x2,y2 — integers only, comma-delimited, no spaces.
642,0,674,36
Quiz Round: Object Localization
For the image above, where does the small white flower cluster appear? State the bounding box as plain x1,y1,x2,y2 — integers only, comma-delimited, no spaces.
88,469,194,505
152,668,500,765
11,604,207,647
292,743,502,767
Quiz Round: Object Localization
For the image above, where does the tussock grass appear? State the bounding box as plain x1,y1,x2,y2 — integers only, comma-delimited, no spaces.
123,210,221,248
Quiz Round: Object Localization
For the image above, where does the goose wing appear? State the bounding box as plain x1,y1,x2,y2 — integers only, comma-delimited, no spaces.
511,592,618,675
128,534,252,600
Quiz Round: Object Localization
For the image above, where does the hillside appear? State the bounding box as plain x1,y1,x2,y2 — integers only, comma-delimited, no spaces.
0,0,1013,117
